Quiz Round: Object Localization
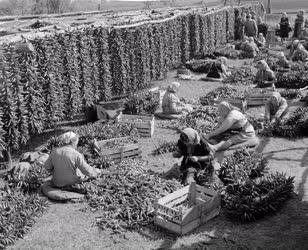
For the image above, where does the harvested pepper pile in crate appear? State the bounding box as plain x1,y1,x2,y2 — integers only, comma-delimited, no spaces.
223,66,255,86
82,159,182,231
260,107,308,138
199,86,245,105
74,121,140,146
223,173,294,222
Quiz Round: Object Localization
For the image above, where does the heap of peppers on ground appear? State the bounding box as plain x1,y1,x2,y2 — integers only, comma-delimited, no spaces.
1,3,307,248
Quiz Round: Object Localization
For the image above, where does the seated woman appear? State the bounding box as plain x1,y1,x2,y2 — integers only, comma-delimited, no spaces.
277,52,291,69
206,57,231,79
241,36,259,58
44,132,101,190
202,101,258,156
162,82,192,115
256,33,266,48
264,92,289,124
291,42,308,62
173,128,213,185
255,60,276,88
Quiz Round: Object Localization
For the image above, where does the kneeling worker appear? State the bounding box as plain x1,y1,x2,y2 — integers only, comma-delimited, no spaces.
44,131,101,188
264,92,289,124
202,101,258,156
173,128,213,185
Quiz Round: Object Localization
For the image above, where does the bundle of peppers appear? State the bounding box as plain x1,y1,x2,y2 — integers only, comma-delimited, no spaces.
199,86,245,105
223,173,294,222
0,189,48,248
223,66,255,86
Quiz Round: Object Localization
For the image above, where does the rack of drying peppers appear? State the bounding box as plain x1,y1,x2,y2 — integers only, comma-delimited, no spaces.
0,3,264,154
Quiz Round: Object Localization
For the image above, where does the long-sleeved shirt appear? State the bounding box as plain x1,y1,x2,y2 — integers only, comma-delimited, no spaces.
44,145,100,187
265,97,288,121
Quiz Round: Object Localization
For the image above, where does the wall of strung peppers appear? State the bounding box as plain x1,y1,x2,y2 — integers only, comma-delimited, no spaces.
0,3,264,153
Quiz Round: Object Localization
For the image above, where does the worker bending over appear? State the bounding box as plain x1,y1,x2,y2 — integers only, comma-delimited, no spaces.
264,92,289,124
202,101,258,156
173,128,213,185
255,60,276,88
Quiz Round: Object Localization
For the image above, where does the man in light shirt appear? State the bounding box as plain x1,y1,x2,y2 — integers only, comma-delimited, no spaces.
44,131,101,188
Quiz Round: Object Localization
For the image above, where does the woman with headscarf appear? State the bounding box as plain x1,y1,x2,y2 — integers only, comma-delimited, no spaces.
291,42,308,62
279,12,292,40
162,82,192,115
173,128,212,185
277,52,291,69
293,11,304,38
241,36,259,58
255,60,276,88
206,57,231,79
264,92,289,124
44,131,101,189
202,101,257,156
235,11,246,40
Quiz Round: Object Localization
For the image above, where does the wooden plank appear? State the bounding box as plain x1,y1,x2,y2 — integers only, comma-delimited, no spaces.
100,144,139,156
181,218,200,235
103,149,141,160
181,206,199,225
164,194,189,208
154,215,182,235
157,185,190,205
200,206,221,224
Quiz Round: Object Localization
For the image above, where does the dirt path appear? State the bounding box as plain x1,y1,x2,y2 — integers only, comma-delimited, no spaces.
9,65,308,250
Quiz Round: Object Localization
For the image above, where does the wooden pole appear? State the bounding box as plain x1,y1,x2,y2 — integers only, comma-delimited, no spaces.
267,0,271,14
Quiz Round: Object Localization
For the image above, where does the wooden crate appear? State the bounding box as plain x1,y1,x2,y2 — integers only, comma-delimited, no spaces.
96,99,124,120
154,182,221,235
117,113,155,137
246,88,275,106
96,137,141,163
214,98,247,112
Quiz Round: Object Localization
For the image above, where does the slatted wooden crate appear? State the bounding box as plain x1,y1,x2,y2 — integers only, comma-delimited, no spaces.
246,88,275,106
96,137,141,163
96,99,125,120
214,98,247,112
117,113,155,137
154,182,221,235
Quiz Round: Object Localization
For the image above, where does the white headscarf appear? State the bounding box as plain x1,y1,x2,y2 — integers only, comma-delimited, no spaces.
59,131,79,145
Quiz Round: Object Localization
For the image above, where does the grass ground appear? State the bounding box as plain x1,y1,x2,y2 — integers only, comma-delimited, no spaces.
8,57,308,250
